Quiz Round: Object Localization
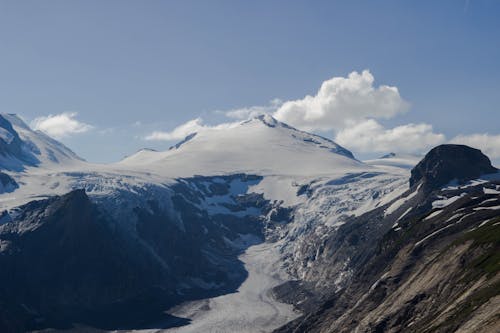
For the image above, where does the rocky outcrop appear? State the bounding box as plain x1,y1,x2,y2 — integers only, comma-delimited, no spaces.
0,171,17,193
409,144,497,191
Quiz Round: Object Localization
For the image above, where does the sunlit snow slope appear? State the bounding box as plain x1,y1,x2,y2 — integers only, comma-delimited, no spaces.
119,114,365,177
0,114,83,171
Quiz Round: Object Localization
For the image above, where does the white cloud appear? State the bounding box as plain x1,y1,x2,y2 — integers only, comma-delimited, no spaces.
273,70,409,131
225,105,273,120
334,119,446,153
450,134,500,159
144,118,205,141
152,70,479,157
144,118,239,141
31,112,93,139
222,99,283,120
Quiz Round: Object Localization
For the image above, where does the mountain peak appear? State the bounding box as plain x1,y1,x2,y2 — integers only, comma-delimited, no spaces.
0,113,83,171
120,116,361,177
254,114,279,127
409,144,498,191
0,113,30,130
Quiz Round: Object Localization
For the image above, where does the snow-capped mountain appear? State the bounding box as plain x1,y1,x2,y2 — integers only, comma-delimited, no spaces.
0,114,83,171
119,114,363,177
0,113,383,212
0,113,497,333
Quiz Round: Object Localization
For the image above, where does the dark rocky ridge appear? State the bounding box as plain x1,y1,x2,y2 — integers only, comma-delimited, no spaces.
0,171,17,193
0,114,39,170
0,174,275,332
410,144,497,191
0,190,182,332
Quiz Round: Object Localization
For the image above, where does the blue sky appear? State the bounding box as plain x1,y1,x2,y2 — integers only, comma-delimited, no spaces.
0,1,499,163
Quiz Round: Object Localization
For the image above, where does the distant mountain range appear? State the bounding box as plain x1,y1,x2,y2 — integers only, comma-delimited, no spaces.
0,113,498,333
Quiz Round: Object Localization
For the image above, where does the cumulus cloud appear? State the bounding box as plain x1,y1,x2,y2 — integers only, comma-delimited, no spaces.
334,119,446,153
31,112,93,139
144,118,239,141
273,70,410,131
147,70,448,155
450,134,500,159
144,118,205,141
224,99,283,120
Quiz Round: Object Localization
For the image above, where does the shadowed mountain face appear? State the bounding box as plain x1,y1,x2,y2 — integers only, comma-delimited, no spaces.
0,190,180,332
0,115,32,164
0,171,17,193
0,174,274,332
410,144,497,192
0,114,83,171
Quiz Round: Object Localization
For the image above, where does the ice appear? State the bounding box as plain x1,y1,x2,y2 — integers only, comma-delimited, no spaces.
161,242,300,333
385,184,420,216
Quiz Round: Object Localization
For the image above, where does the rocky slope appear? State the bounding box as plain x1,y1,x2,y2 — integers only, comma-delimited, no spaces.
274,144,500,333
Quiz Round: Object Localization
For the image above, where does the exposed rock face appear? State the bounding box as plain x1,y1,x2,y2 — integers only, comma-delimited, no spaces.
0,189,181,332
274,147,500,333
409,144,497,191
0,114,39,169
0,171,17,193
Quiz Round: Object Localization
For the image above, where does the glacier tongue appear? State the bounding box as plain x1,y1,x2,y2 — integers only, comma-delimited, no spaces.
164,242,300,333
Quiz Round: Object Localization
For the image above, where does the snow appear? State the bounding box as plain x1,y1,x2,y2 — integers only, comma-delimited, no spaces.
0,114,84,170
443,173,500,190
0,113,417,331
294,173,408,229
480,198,498,204
248,175,310,207
118,116,366,178
446,213,464,223
0,127,14,144
432,193,467,209
473,205,500,211
364,153,421,170
160,242,300,333
483,187,500,194
0,114,410,217
414,224,454,247
196,177,263,217
424,210,442,220
384,184,421,216
397,207,413,221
